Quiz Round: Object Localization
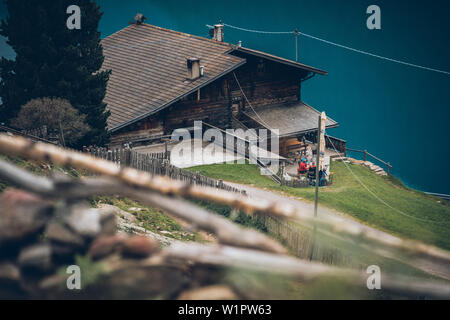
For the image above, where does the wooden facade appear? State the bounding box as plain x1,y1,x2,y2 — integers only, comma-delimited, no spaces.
111,53,312,147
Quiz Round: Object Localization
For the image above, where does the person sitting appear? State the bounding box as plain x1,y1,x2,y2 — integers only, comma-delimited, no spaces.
308,163,316,179
298,160,308,175
319,168,328,186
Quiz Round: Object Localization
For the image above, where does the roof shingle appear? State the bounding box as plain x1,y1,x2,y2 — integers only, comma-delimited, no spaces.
243,101,338,137
101,23,245,131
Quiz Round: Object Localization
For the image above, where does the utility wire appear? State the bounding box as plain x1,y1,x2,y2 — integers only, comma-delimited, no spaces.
326,136,450,224
207,23,294,35
210,23,450,75
232,72,275,131
213,22,450,221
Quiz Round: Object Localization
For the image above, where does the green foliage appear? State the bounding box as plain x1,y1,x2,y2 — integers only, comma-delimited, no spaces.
73,255,107,288
187,161,279,189
57,255,107,290
187,161,450,250
11,97,90,147
0,0,110,147
0,154,90,192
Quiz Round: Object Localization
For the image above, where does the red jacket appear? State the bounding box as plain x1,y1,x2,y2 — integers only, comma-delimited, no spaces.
298,162,308,173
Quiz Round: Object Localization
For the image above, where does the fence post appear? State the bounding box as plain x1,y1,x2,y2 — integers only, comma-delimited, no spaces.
125,149,131,167
364,150,367,162
387,162,391,175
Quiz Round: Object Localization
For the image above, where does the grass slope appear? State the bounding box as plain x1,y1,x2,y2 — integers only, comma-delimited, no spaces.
187,160,450,250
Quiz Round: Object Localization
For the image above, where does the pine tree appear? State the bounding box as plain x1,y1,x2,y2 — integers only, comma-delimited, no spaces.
0,0,110,146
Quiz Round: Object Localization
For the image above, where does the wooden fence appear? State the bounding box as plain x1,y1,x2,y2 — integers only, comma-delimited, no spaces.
260,215,353,266
280,174,334,188
304,132,347,154
344,147,392,174
280,178,310,188
0,125,58,145
84,147,244,194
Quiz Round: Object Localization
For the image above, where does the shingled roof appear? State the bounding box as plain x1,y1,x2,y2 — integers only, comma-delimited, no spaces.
232,46,328,75
101,23,244,131
101,23,327,132
243,101,338,138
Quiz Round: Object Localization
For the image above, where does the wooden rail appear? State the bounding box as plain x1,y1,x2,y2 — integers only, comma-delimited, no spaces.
344,147,392,174
304,132,347,154
202,122,282,184
84,147,244,194
0,125,58,145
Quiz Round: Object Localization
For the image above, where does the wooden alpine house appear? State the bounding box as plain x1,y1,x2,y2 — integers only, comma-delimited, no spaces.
101,19,339,157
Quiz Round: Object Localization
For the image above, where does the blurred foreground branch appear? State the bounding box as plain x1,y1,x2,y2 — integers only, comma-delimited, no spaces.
0,134,450,299
160,243,450,299
0,158,284,254
1,134,449,273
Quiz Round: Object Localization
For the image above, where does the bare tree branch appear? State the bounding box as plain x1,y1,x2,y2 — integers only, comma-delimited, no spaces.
158,243,450,299
0,158,286,254
1,134,450,273
1,142,450,298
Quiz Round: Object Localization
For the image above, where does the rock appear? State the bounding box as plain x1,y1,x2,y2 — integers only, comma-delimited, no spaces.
50,243,78,261
0,189,53,245
177,285,237,300
99,211,117,236
18,243,52,271
64,206,103,238
88,235,125,260
45,222,85,247
0,262,20,283
121,236,159,258
117,221,176,246
101,265,187,299
0,262,24,299
97,204,138,223
39,273,66,291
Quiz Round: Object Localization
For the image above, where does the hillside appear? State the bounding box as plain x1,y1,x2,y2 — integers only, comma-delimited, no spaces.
1,149,450,299
0,155,205,243
187,160,450,250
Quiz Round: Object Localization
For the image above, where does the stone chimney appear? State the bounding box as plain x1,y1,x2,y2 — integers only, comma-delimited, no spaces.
133,13,146,25
186,58,201,80
213,23,224,42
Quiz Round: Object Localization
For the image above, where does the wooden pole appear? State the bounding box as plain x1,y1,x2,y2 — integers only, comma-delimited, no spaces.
313,112,327,214
58,120,66,147
310,112,324,260
294,29,299,62
314,113,322,217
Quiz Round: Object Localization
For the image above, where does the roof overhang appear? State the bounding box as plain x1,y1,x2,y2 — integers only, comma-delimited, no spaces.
243,101,338,139
229,46,328,75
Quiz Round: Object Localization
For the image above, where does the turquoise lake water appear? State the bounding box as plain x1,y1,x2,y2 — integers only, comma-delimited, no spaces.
1,0,449,194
